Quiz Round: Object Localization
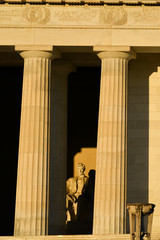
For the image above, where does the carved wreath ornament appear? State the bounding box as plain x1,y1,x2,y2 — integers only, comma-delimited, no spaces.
99,8,127,25
23,7,50,24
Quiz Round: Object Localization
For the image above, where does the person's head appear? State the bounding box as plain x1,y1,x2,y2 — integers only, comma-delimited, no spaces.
77,163,86,177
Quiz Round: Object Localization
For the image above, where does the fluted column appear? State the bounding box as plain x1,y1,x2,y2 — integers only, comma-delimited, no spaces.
14,51,55,236
93,51,134,235
48,61,76,234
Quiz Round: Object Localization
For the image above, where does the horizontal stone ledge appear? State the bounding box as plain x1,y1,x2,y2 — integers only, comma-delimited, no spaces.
1,0,160,4
0,236,130,240
0,235,160,240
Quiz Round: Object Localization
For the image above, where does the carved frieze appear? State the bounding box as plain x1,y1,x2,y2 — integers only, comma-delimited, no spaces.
53,10,97,22
23,7,50,24
133,7,160,23
0,5,160,29
0,9,21,22
99,8,127,26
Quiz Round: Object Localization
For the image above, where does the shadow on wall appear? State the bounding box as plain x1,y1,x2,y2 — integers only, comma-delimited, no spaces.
0,67,23,235
127,53,158,232
66,67,100,234
67,67,100,178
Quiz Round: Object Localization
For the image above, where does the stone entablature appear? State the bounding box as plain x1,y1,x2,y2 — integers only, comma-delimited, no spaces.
1,4,160,47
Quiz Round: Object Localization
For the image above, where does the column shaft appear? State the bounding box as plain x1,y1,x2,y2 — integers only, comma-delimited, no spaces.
93,52,132,234
14,51,53,236
48,62,75,234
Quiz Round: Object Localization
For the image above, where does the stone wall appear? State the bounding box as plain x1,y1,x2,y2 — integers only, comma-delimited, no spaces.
149,65,160,233
127,53,160,233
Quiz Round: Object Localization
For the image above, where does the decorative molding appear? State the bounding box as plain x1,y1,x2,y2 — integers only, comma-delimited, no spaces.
99,8,127,25
0,0,160,5
23,7,50,24
133,7,160,23
1,25,160,30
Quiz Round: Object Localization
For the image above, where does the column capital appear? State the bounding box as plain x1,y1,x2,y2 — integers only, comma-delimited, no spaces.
93,45,136,60
98,51,135,61
15,45,61,59
20,51,55,60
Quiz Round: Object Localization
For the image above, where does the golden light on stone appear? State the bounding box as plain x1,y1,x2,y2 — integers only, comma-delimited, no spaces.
0,1,160,240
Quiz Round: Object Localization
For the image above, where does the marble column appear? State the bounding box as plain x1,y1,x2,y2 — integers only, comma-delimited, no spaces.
14,51,55,236
93,51,134,235
48,61,76,234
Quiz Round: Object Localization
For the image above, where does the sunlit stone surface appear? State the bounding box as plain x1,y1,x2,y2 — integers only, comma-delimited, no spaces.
0,1,160,239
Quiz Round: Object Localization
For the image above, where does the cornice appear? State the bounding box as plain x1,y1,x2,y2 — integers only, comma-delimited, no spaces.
1,0,160,6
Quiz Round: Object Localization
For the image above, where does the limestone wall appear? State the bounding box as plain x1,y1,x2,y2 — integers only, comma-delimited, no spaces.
149,66,160,233
127,53,160,233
